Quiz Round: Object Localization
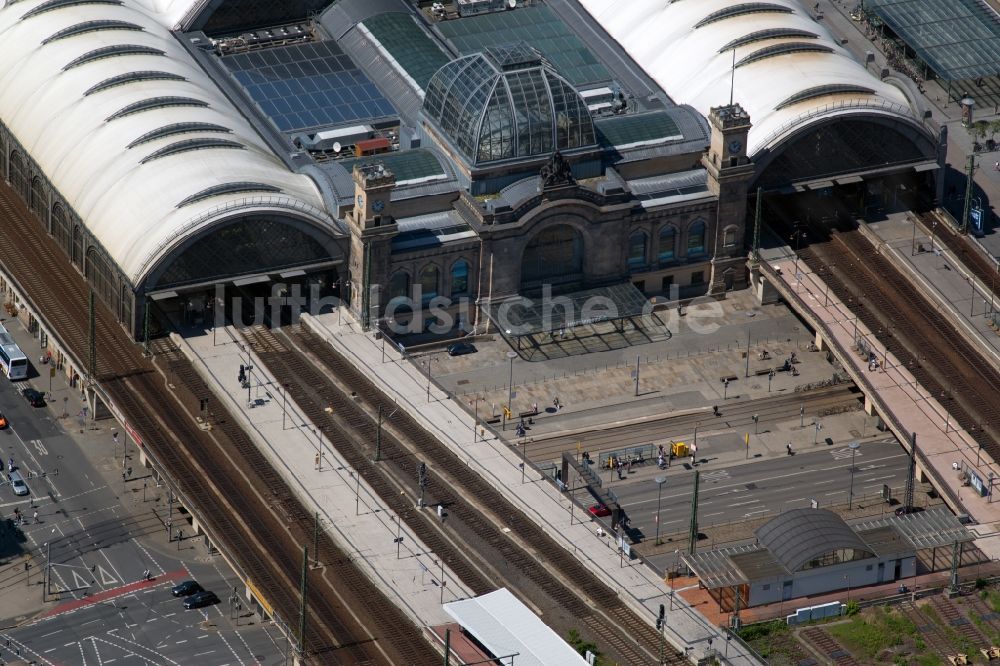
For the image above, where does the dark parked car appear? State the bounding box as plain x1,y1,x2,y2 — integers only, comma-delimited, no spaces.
171,580,203,597
22,388,45,407
183,590,219,609
446,342,477,357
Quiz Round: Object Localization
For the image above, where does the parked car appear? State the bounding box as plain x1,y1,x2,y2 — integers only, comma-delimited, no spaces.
446,342,477,357
22,388,45,407
8,470,28,496
0,412,9,428
588,503,611,517
171,580,203,597
183,590,219,609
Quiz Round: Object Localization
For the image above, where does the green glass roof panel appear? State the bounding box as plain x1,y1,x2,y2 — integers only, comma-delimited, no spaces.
339,149,446,182
361,13,451,91
436,5,609,87
594,111,683,149
864,0,1000,80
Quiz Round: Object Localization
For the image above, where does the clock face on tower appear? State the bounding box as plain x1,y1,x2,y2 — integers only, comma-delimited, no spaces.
728,140,743,154
356,194,364,208
372,199,385,213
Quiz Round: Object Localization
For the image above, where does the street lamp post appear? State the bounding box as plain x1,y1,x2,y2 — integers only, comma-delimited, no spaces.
504,351,517,431
791,225,807,288
424,357,433,402
654,476,666,545
768,369,775,393
670,549,681,611
848,441,861,509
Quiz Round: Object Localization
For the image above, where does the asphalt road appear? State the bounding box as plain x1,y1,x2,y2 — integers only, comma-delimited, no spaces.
594,438,909,543
0,366,287,665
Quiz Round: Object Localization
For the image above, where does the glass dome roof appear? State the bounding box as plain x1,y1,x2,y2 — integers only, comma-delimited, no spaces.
422,44,597,166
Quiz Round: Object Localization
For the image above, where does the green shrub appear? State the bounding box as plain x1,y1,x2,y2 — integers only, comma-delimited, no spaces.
845,600,860,616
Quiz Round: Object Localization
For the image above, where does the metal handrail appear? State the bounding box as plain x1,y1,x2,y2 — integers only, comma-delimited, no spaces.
752,98,917,154
132,195,334,282
757,262,964,513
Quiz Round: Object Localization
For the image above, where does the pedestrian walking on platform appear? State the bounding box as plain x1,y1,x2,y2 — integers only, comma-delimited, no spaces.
32,511,37,524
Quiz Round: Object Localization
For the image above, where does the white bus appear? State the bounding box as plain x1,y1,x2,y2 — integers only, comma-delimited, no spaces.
0,328,28,380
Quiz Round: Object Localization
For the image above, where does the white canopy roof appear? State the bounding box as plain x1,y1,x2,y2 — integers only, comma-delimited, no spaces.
579,0,922,156
0,0,332,286
443,588,588,666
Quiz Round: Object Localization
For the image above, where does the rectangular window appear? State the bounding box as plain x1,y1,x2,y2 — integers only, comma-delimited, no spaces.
762,584,771,591
633,280,645,293
661,275,673,292
724,228,737,247
866,564,874,571
691,271,704,285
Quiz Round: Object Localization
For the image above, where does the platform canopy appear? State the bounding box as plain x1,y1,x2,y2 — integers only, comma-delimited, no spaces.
485,282,650,338
443,588,587,666
865,0,1000,81
852,507,974,550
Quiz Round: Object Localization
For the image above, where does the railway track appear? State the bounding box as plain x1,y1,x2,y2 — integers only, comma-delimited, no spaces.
244,324,686,665
772,206,1000,471
899,601,953,655
929,595,989,649
918,211,1000,302
532,382,861,462
800,626,861,666
0,185,438,665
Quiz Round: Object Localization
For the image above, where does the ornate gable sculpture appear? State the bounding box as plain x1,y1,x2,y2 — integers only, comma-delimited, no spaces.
540,150,575,189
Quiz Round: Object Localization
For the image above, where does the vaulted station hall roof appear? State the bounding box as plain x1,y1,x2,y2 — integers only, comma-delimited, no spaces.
0,0,334,287
579,0,928,158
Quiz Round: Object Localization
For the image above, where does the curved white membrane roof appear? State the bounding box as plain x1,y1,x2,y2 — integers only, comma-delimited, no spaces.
579,0,922,156
0,0,331,285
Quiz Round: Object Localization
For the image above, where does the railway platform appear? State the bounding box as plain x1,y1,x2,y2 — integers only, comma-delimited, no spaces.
301,310,764,665
173,326,474,631
759,242,1000,559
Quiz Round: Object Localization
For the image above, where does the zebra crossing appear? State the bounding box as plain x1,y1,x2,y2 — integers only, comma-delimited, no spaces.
831,447,863,461
699,469,731,483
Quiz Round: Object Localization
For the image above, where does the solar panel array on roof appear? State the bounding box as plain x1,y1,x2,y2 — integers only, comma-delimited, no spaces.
361,13,451,91
223,41,396,132
436,6,609,86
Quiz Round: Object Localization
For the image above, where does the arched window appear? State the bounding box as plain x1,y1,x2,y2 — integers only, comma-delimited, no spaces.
418,264,439,303
687,219,706,256
451,259,470,297
658,225,676,263
388,271,410,300
521,224,583,287
72,224,83,267
627,231,647,270
86,247,117,313
29,177,46,224
9,151,28,201
724,226,738,248
51,203,71,258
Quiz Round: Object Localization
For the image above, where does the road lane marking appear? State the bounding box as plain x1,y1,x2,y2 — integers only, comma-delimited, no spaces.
41,629,63,638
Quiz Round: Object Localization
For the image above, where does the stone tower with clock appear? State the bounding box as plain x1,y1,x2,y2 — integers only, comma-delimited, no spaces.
703,103,754,294
347,163,397,329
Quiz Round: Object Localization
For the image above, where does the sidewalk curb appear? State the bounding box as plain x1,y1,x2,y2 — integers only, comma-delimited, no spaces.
525,405,709,442
301,314,763,666
169,330,469,632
